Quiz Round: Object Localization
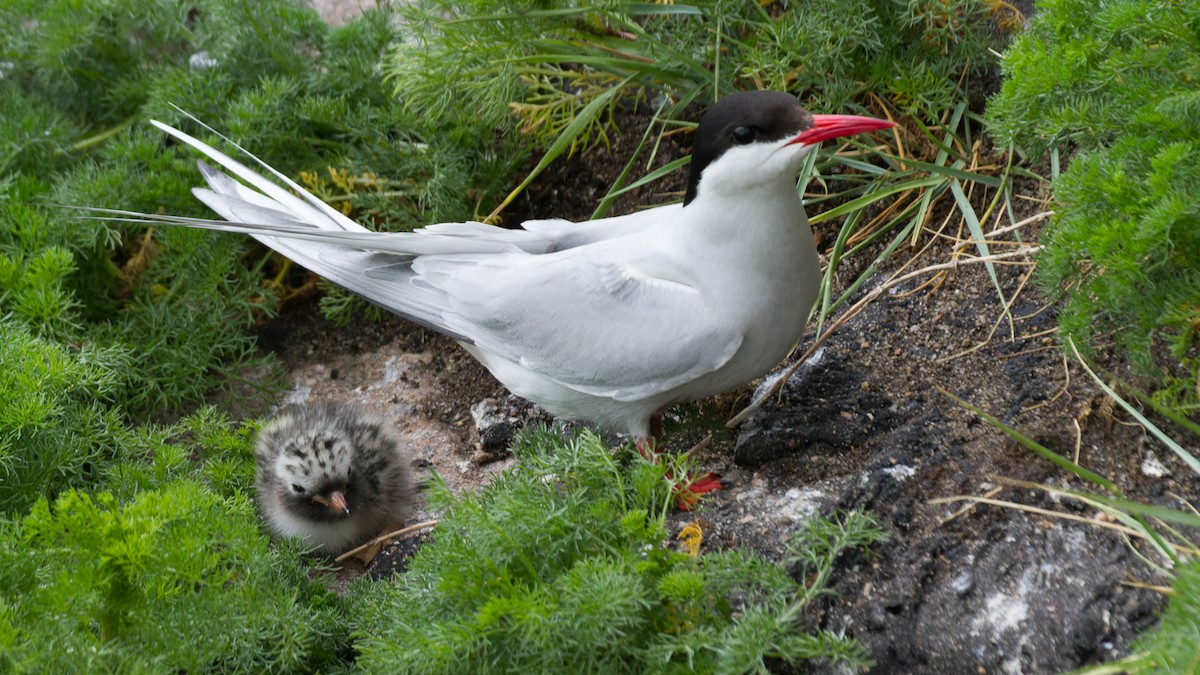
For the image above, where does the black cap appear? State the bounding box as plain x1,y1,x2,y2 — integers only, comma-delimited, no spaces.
684,91,813,205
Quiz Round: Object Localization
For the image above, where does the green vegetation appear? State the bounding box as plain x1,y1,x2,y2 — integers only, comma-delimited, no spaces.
0,481,349,672
1134,558,1200,673
388,0,1000,129
987,0,1200,414
0,0,532,513
1,0,528,413
355,427,887,673
0,321,126,513
17,0,1167,670
0,420,888,672
387,0,1008,225
0,397,349,672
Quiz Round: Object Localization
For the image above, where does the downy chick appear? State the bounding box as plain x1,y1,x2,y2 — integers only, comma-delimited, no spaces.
255,404,414,554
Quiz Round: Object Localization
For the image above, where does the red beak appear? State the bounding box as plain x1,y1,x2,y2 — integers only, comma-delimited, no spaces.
787,114,896,146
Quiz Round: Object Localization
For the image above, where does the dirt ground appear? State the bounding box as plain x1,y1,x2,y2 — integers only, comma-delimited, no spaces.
241,92,1199,672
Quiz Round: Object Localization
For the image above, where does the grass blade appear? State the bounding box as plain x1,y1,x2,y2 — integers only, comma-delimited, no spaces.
591,95,673,219
808,176,942,225
1071,340,1200,475
488,75,633,221
950,177,1009,314
939,387,1121,494
879,154,1003,187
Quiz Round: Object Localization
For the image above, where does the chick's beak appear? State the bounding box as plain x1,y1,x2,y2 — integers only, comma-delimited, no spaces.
787,114,896,146
313,491,350,514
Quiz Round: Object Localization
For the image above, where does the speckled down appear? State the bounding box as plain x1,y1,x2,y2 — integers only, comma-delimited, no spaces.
255,404,415,554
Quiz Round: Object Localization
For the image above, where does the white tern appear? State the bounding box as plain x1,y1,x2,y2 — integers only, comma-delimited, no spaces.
99,91,895,442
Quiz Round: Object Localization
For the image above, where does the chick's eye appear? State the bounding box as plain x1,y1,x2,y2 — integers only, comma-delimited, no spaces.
291,483,305,494
732,126,756,144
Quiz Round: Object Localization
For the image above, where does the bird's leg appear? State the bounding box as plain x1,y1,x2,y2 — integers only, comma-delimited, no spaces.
635,414,722,511
634,412,665,462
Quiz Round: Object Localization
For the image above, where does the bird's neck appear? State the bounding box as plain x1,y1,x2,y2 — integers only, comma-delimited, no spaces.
686,178,810,243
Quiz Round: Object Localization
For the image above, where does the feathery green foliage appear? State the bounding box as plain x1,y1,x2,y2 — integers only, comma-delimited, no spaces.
355,427,886,673
987,0,1200,413
0,322,128,514
0,481,349,673
1,0,530,419
387,0,1001,149
1133,558,1200,673
987,0,1198,155
0,313,259,514
0,0,536,515
94,406,260,502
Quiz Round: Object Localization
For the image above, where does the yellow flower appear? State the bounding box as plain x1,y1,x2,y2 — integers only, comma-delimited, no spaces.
677,522,702,557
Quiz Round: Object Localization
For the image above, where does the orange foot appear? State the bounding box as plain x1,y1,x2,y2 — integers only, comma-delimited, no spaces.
636,439,723,511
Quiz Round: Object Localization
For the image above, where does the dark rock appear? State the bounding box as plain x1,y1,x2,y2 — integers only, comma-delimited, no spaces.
733,352,902,465
821,517,1162,673
469,394,556,461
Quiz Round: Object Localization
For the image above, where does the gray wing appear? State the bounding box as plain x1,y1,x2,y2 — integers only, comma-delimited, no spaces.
80,121,742,401
400,245,744,402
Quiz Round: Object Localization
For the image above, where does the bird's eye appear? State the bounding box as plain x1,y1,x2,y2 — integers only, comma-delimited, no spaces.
291,483,305,494
732,126,756,144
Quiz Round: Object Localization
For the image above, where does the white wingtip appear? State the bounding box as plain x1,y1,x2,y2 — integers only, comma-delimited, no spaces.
148,118,366,234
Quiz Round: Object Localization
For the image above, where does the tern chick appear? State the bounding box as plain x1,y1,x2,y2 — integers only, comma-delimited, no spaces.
254,404,414,554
